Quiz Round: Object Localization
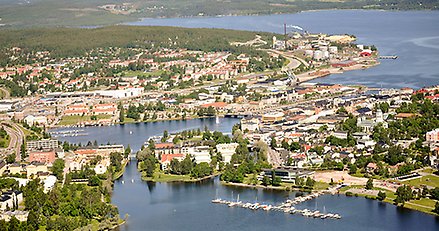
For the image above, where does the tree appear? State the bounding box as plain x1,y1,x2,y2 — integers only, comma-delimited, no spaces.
272,175,282,186
261,175,271,186
434,201,439,215
8,216,20,231
306,177,315,188
119,107,125,122
270,137,277,148
377,191,386,201
52,159,65,181
366,178,373,190
349,164,357,175
6,153,15,164
124,145,131,158
394,185,413,206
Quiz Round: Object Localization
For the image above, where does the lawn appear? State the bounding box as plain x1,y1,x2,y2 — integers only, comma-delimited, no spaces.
404,175,439,188
142,171,193,182
58,115,111,126
122,70,166,77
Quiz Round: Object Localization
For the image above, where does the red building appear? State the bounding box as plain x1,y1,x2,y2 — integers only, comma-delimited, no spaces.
29,150,56,164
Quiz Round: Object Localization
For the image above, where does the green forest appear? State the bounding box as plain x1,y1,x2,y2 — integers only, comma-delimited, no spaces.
0,0,437,27
0,26,274,63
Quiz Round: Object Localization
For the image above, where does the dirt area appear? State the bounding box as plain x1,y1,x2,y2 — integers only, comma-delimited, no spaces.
314,171,367,185
313,171,399,192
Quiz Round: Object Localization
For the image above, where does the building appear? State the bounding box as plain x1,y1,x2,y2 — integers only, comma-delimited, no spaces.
241,116,260,132
426,129,439,143
0,190,23,211
262,112,284,123
97,144,125,156
94,158,111,174
216,143,238,163
183,146,211,164
160,153,185,171
24,115,47,127
0,210,29,222
27,139,59,151
26,162,49,179
28,150,56,164
259,168,314,183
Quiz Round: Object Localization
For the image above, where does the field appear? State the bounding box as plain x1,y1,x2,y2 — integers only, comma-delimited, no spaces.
0,0,436,28
141,171,193,182
58,115,112,126
403,175,439,188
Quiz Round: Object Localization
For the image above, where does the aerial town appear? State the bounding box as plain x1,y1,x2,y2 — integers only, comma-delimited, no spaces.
0,25,438,230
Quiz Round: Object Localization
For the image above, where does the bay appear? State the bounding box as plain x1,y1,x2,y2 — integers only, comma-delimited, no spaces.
127,10,439,89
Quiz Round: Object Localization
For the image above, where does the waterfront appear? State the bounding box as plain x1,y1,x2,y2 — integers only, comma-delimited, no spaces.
50,118,439,230
49,117,240,150
127,10,439,89
112,160,439,231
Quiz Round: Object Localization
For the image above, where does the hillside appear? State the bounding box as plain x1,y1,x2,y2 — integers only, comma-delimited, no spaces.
0,0,437,28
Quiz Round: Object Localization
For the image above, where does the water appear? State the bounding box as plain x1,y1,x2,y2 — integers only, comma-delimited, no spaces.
126,10,439,89
51,118,439,230
49,117,240,150
113,161,439,231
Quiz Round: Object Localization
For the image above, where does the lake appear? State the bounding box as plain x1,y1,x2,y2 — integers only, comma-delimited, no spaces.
127,10,439,89
51,117,439,231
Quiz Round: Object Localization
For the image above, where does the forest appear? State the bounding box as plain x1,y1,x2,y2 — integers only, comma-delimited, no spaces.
0,25,274,65
0,0,437,27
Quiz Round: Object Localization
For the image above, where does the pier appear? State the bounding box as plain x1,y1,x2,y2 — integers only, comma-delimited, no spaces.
212,192,341,220
379,55,398,59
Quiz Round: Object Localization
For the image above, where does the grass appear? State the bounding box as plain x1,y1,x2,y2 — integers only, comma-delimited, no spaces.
341,184,438,216
58,115,111,126
403,175,439,188
141,171,193,182
122,70,166,77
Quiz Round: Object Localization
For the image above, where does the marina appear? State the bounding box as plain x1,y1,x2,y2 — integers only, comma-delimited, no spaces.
212,192,342,220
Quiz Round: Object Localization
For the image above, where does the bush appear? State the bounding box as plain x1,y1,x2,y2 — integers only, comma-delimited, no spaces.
345,191,353,197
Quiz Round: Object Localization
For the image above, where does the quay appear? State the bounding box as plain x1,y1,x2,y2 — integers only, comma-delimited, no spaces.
212,192,341,220
379,55,398,59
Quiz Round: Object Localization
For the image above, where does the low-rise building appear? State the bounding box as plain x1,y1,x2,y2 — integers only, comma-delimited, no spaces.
29,150,56,164
216,143,238,163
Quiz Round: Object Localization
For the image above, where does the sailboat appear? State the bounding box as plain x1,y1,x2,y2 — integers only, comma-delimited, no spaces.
212,189,222,203
215,116,220,124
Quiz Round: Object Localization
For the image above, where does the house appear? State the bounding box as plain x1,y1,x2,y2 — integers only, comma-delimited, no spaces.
366,162,378,173
160,153,185,171
94,158,111,175
0,190,23,211
26,162,49,179
426,129,439,143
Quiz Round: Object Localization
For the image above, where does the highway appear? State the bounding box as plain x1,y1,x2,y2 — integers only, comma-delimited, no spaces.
1,122,24,161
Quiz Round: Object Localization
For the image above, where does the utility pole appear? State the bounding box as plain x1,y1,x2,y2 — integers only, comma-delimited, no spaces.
284,23,287,50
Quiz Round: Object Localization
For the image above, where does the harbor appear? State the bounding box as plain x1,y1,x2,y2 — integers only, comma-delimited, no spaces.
212,192,342,220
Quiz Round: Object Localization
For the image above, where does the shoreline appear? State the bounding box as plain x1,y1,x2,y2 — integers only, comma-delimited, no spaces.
125,9,434,25
140,172,221,183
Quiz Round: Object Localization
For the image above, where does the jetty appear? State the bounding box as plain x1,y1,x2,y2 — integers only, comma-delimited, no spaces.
212,192,341,220
379,55,398,59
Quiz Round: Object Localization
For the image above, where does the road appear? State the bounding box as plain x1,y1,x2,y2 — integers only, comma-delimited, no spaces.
1,122,25,161
0,87,10,99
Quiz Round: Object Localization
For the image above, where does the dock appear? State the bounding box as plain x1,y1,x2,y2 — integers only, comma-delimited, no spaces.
212,192,341,220
379,55,398,59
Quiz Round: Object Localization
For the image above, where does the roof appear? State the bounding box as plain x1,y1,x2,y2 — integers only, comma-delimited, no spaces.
161,154,184,163
155,143,175,149
201,102,228,108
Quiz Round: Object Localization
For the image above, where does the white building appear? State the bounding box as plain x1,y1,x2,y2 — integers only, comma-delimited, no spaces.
184,146,211,164
24,115,48,127
216,143,238,163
